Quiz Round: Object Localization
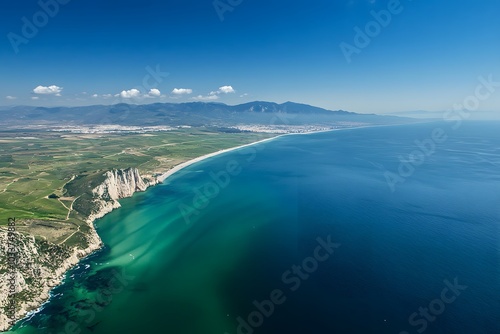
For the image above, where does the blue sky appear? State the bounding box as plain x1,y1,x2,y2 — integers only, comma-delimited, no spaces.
1,0,499,114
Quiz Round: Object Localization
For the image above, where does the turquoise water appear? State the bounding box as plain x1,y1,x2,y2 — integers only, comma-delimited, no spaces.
11,121,500,334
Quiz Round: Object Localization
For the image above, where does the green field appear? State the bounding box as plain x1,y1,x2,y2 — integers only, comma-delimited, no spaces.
0,128,274,248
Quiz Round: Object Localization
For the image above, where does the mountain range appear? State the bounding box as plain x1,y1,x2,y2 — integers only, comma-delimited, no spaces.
0,101,413,128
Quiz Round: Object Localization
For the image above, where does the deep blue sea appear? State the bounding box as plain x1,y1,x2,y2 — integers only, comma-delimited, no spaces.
11,121,500,334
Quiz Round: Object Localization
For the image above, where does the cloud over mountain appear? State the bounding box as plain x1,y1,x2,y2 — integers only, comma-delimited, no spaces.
33,85,63,95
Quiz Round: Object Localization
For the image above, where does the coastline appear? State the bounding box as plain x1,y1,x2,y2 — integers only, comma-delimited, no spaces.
5,125,378,332
155,124,374,184
3,133,283,332
156,135,283,183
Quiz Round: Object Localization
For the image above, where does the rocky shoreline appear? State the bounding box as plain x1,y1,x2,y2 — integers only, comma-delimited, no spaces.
0,168,158,332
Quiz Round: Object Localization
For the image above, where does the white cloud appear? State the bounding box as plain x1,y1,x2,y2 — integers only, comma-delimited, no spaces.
119,89,141,99
192,94,220,101
31,96,39,100
189,85,236,101
33,85,63,95
103,94,113,98
240,93,249,98
6,96,17,100
218,85,235,94
92,94,99,98
172,88,193,95
148,89,161,97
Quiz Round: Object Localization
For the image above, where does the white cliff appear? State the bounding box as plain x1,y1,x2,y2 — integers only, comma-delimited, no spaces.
85,168,158,224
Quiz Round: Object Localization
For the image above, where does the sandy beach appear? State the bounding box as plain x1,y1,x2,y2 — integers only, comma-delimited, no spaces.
155,127,360,184
156,135,283,183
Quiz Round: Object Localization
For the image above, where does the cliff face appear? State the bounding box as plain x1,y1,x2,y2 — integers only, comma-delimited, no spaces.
0,168,157,331
85,168,157,224
95,168,153,200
